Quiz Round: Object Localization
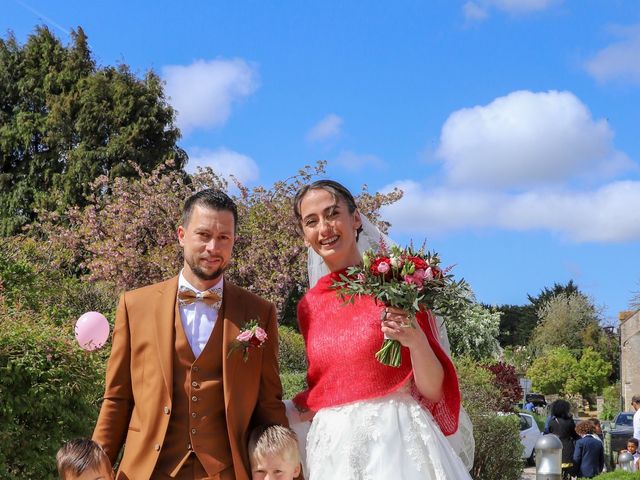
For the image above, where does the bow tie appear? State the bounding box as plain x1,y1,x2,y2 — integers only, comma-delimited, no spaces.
177,286,223,309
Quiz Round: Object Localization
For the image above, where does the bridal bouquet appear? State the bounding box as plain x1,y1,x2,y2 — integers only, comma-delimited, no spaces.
332,240,468,367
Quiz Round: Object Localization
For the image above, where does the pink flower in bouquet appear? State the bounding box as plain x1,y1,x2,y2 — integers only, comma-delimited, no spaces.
424,267,434,281
377,261,390,274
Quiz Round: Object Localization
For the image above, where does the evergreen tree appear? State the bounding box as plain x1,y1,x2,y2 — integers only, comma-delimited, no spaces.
0,26,186,235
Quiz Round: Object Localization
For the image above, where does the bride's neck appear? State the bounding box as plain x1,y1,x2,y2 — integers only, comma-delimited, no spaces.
325,249,363,273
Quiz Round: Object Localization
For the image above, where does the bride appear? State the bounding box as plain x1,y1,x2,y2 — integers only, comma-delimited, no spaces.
286,179,473,479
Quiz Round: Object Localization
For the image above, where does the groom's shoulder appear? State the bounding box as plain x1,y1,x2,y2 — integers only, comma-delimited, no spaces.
122,276,178,301
226,280,274,310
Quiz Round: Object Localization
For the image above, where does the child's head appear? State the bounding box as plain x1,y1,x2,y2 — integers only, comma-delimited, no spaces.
575,421,596,437
56,438,113,480
627,438,639,454
249,425,301,480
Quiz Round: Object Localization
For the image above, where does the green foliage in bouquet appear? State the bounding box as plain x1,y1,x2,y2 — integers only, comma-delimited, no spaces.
332,242,470,367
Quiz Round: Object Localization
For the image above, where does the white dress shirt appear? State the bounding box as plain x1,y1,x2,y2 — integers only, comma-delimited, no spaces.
634,408,640,442
177,272,223,358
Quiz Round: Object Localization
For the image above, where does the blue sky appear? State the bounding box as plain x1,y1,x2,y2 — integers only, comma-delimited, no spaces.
3,0,640,324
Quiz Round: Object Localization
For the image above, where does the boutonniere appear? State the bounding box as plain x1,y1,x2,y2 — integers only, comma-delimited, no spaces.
228,317,267,362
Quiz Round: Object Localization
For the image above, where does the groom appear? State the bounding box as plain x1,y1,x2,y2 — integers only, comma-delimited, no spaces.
93,189,289,480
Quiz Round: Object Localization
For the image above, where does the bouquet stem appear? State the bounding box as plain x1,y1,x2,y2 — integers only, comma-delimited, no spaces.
375,338,402,367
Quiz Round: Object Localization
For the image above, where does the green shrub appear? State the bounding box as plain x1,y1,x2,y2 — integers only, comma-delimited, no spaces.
0,304,106,479
280,371,307,400
602,383,622,421
470,413,523,480
278,325,307,373
594,471,640,479
0,236,118,325
455,357,524,480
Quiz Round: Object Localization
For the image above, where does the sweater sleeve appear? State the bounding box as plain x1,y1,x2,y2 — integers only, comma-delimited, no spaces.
410,310,460,436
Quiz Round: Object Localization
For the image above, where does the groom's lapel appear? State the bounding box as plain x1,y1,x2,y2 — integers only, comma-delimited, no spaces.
154,276,179,399
222,281,245,411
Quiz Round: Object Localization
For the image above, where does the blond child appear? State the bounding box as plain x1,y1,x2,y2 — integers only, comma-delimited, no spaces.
248,425,301,480
56,438,114,480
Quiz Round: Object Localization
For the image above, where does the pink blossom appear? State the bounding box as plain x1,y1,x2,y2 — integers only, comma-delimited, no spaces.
424,267,434,281
254,327,268,342
377,261,390,273
356,273,366,282
237,330,254,343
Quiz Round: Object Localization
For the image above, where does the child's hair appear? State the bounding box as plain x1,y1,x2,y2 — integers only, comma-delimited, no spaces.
56,438,111,479
587,417,601,427
575,421,596,436
248,425,300,465
628,438,639,447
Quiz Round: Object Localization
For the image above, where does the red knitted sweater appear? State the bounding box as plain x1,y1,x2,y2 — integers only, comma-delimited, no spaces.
292,271,461,436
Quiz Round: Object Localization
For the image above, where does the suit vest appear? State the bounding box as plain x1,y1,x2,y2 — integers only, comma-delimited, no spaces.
155,304,232,477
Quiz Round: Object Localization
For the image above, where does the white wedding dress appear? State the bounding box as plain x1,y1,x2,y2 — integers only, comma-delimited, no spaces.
301,383,472,480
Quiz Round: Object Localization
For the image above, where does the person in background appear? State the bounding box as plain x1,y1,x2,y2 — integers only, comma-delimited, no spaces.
524,400,535,412
548,399,580,480
624,438,639,472
632,395,640,443
57,438,114,480
586,417,603,440
573,421,604,479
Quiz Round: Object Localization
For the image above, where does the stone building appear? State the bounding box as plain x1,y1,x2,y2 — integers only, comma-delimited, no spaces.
620,309,640,408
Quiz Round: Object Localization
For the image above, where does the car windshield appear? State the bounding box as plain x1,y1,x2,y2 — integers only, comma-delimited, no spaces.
616,413,634,427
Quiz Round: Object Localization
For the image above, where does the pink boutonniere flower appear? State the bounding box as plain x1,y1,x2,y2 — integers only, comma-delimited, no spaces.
228,317,267,362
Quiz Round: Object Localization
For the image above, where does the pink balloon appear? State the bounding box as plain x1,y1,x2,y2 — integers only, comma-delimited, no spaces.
75,311,110,351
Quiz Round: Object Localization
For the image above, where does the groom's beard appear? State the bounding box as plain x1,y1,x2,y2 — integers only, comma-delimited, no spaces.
188,256,229,282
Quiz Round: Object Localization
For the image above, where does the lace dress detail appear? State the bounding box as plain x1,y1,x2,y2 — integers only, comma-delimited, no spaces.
304,386,472,480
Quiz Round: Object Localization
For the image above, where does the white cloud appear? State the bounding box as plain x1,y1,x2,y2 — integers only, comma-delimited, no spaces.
186,147,259,184
585,24,640,84
436,90,629,188
381,181,640,243
463,2,488,22
306,114,343,143
334,150,385,172
162,59,258,134
463,0,560,21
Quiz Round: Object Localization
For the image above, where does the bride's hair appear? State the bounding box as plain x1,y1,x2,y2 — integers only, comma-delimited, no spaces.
292,179,363,238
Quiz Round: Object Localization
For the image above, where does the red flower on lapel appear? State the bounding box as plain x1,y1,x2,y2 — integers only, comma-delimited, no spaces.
227,317,267,362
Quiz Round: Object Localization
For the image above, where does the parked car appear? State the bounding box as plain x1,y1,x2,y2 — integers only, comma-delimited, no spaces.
519,412,542,465
525,393,547,407
608,411,635,453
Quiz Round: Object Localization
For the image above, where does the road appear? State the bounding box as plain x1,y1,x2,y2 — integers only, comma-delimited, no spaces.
521,465,536,479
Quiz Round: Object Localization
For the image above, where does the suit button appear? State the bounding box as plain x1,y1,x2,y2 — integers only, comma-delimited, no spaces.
192,366,199,372
192,381,199,388
163,406,170,414
192,412,197,418
191,395,198,402
191,428,197,434
187,443,192,450
154,443,161,451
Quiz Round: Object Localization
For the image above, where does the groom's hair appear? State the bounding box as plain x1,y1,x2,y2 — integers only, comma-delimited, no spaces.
182,189,238,232
248,425,300,465
293,179,362,237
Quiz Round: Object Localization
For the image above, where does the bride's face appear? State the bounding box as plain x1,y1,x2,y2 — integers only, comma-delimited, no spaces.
299,188,362,271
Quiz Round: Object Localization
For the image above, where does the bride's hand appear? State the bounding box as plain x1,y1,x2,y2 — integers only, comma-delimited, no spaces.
381,307,428,350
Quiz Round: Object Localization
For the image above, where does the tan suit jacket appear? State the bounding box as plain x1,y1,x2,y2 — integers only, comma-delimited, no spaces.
93,276,288,480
